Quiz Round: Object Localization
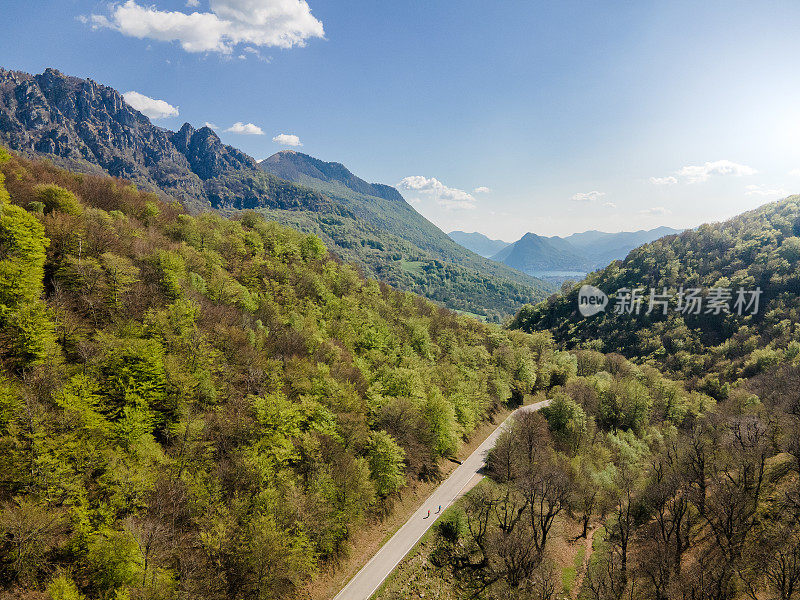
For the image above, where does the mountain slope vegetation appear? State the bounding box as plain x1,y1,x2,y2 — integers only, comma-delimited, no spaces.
258,150,550,317
0,67,548,317
0,147,564,600
512,195,800,392
492,232,594,272
377,197,800,600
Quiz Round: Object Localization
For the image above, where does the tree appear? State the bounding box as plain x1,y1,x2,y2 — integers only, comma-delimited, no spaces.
542,392,587,451
34,184,83,216
0,174,57,368
366,430,406,496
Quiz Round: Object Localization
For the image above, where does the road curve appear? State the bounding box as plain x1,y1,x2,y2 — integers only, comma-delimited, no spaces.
332,398,551,600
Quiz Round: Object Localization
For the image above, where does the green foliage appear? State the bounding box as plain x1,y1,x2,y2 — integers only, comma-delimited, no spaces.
86,530,143,593
0,149,562,599
35,184,83,216
48,575,84,600
0,174,49,308
598,378,652,433
367,430,407,496
511,194,800,393
542,392,587,450
0,176,57,369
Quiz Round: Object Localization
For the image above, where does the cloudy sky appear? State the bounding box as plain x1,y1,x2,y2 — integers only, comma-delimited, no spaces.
3,1,800,239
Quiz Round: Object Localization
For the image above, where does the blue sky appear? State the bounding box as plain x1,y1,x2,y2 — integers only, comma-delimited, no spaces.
3,1,800,239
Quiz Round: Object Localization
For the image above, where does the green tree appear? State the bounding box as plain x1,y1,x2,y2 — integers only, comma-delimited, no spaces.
542,392,586,451
35,184,82,216
367,430,407,496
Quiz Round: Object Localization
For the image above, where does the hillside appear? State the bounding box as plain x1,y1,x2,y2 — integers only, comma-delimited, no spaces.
372,197,800,600
258,151,551,317
447,231,510,257
512,196,800,391
490,227,681,276
0,147,563,599
0,67,549,317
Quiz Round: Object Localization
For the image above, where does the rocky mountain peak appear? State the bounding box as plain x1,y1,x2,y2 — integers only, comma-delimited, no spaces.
0,67,259,197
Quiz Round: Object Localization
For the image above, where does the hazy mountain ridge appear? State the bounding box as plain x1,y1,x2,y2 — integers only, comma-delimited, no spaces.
482,226,682,275
447,231,510,257
260,150,406,203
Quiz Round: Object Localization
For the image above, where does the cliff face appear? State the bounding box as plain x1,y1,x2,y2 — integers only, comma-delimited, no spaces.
0,68,255,206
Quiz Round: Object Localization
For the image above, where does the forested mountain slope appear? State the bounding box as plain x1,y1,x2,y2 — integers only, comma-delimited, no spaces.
258,150,550,317
376,197,800,600
512,195,800,393
0,147,561,600
0,67,548,317
492,232,594,272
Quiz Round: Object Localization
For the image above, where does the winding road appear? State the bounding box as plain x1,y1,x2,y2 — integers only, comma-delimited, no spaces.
332,398,551,600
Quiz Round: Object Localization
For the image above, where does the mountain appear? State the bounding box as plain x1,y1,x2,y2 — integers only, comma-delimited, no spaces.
0,147,568,599
260,150,404,203
564,226,681,268
378,197,800,600
258,150,552,317
0,67,550,317
448,231,510,257
491,232,593,272
490,226,682,276
511,195,800,387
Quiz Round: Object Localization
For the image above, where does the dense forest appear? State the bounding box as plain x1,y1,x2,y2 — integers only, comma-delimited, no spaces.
5,144,800,600
0,147,564,600
380,345,800,600
374,196,800,600
512,196,800,394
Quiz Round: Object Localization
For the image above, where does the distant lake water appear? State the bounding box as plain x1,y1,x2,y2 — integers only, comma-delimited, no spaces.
530,271,587,278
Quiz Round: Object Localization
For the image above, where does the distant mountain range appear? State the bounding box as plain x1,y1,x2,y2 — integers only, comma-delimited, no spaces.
449,226,681,277
492,233,595,272
0,66,550,317
448,231,511,257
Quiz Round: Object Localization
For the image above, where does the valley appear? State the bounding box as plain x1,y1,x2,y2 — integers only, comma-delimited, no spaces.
2,5,800,599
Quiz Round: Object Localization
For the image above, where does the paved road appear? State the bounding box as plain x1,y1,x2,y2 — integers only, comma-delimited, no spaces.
332,399,551,600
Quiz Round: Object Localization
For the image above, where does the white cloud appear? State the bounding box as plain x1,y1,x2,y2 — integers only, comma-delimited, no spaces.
789,168,800,177
571,190,605,203
602,202,617,209
186,0,200,6
639,206,671,216
122,90,179,119
272,133,302,146
649,176,677,186
676,159,757,183
203,121,218,129
87,0,324,54
473,186,491,194
744,184,788,198
225,121,264,135
397,176,476,210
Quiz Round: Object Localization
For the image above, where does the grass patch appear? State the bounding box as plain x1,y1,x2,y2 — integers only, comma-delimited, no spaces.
575,544,586,570
562,565,576,594
454,309,488,322
400,259,426,275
